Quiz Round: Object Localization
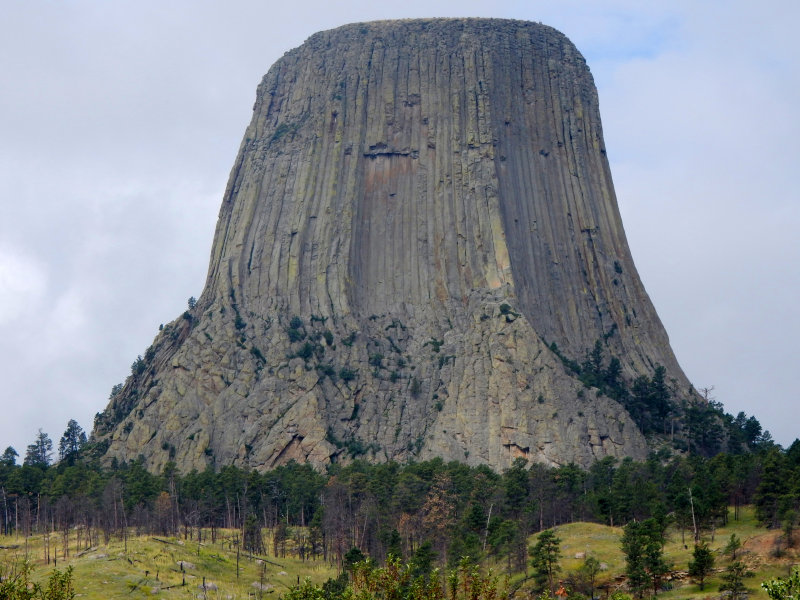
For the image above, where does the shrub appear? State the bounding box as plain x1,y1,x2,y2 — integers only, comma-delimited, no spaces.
250,346,266,363
131,355,146,376
296,343,314,361
288,328,305,342
316,363,336,380
425,338,443,352
339,367,357,382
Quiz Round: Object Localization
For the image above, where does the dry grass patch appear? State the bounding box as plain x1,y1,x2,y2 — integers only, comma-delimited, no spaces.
0,530,336,599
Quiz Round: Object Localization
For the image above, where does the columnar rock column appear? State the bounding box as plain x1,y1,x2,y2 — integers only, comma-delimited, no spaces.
95,19,691,473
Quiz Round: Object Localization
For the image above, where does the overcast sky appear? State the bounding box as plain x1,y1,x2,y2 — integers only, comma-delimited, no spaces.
1,1,798,460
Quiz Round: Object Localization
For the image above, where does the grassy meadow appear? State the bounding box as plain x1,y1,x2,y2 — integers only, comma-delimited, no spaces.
1,506,798,599
0,528,335,599
525,506,798,599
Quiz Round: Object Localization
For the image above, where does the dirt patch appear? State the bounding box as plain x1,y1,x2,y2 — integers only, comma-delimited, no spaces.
739,530,800,570
743,530,783,556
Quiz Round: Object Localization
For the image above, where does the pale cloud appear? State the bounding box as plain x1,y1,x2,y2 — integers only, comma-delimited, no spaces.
0,249,47,325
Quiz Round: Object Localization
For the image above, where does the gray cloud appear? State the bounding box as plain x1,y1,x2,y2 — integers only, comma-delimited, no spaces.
1,1,797,457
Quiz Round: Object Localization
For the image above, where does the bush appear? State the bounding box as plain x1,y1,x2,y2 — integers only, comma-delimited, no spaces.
288,328,305,342
762,567,800,600
131,356,146,376
0,562,75,600
339,368,357,382
296,343,315,361
250,346,266,363
284,578,325,600
316,363,336,380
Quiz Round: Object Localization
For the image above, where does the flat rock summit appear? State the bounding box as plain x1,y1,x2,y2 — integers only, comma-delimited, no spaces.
94,18,695,473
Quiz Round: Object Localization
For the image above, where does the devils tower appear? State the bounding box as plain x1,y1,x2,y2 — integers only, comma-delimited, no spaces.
94,18,694,473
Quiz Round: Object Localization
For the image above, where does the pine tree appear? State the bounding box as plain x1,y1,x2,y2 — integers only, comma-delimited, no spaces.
58,419,86,464
720,561,752,600
622,518,668,598
243,513,265,554
0,446,17,466
386,529,404,559
688,542,714,590
23,429,53,467
580,555,602,599
529,528,561,593
724,533,742,561
754,447,788,527
643,525,669,597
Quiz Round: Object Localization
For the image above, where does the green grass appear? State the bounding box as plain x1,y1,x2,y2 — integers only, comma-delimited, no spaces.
2,507,798,599
0,530,335,599
526,507,800,600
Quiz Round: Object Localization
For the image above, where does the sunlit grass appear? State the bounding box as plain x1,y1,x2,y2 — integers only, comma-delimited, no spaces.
1,507,797,599
0,529,336,599
531,506,799,600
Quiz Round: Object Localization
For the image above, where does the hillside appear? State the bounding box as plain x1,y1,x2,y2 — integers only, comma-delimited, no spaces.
1,507,795,599
536,507,794,600
0,529,335,598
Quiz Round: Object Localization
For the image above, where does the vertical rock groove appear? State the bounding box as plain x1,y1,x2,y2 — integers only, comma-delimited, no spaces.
95,19,692,473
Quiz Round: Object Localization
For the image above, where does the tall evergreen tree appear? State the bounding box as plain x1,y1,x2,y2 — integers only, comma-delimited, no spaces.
650,365,672,434
243,513,265,554
622,518,668,598
0,446,17,466
643,523,669,597
58,419,87,464
720,561,752,600
755,447,788,528
688,543,714,590
23,429,53,467
529,528,561,593
580,555,602,600
622,520,650,599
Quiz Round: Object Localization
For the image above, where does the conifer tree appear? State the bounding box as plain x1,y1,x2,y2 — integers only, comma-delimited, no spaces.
23,429,52,467
622,518,668,598
688,542,714,590
724,533,742,561
530,528,561,593
0,446,17,466
58,419,86,464
720,561,752,600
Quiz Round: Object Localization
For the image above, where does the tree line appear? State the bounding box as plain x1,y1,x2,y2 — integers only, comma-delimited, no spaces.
2,421,800,576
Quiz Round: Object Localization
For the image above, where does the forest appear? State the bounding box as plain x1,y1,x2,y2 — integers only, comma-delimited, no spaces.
2,416,800,578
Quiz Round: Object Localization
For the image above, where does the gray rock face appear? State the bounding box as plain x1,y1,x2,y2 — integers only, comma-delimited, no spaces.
94,19,691,473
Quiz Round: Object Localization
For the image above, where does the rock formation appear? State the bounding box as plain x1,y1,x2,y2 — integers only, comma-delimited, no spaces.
94,18,693,473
